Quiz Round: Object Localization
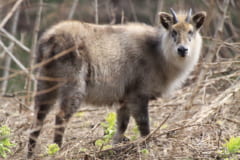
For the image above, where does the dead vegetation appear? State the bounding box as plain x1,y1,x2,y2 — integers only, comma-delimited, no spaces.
0,0,240,159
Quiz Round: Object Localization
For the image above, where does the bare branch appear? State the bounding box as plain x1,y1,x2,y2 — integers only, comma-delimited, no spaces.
95,0,99,24
68,0,78,20
128,0,138,22
185,0,230,112
0,27,30,53
1,8,20,95
0,40,29,75
0,0,25,29
121,9,125,24
155,0,164,25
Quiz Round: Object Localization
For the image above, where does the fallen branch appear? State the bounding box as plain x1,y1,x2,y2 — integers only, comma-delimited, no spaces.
190,81,240,124
223,117,240,125
144,113,171,141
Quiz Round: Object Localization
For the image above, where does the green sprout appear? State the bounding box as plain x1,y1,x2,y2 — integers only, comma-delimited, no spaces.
223,136,240,154
130,125,139,140
0,125,15,159
140,148,149,155
95,112,116,149
47,143,60,156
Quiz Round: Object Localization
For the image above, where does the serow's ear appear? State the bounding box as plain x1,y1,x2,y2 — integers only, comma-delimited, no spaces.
159,12,172,30
192,11,206,30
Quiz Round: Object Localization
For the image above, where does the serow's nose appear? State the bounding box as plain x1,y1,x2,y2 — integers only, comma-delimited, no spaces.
177,46,188,57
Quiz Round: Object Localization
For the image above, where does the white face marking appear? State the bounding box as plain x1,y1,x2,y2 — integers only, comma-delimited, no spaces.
169,24,194,59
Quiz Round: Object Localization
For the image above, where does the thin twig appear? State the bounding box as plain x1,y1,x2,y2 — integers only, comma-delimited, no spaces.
154,123,210,138
223,118,240,125
0,27,30,53
0,46,77,83
26,0,43,104
31,46,77,71
144,113,171,141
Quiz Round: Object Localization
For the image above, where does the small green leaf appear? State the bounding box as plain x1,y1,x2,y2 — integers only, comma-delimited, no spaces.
79,148,87,152
0,126,11,137
96,112,117,149
130,135,137,140
216,120,223,125
223,136,240,154
102,145,112,150
101,112,116,137
95,139,105,147
74,112,84,117
0,125,15,158
140,148,149,155
160,124,168,129
47,143,60,156
133,125,140,135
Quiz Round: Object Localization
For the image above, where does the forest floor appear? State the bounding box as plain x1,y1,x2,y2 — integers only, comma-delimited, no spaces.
0,60,240,160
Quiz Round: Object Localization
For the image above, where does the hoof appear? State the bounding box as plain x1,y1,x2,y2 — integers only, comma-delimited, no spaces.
112,134,130,144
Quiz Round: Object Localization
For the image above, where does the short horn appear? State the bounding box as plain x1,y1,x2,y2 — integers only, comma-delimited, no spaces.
185,8,192,22
170,8,178,24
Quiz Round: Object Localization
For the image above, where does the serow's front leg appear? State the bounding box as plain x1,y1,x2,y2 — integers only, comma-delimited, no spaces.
129,96,150,137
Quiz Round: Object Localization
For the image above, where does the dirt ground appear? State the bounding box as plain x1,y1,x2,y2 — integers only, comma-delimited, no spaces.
1,60,240,160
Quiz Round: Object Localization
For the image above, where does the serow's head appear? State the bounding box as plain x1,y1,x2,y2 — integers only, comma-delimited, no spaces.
159,8,206,58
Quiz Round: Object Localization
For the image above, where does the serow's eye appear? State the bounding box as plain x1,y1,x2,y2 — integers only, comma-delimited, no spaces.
172,30,177,37
188,30,193,36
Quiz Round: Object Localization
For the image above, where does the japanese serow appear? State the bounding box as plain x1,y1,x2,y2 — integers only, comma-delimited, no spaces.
28,9,206,158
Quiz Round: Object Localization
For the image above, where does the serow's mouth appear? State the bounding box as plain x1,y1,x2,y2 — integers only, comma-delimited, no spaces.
178,52,188,57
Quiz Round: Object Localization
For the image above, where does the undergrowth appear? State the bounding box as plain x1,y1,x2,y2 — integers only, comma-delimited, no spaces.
0,125,15,159
95,112,116,150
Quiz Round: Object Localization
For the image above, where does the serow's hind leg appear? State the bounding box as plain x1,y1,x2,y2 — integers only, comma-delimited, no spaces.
54,83,85,147
28,80,58,158
113,103,130,144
